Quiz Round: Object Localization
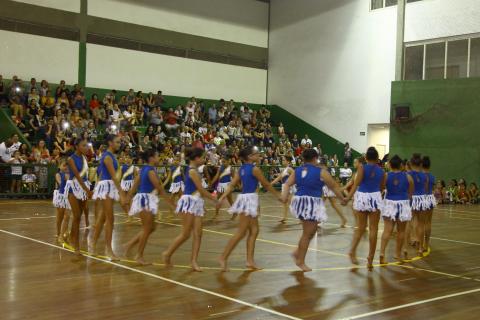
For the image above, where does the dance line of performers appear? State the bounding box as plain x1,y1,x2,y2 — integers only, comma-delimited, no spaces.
53,136,436,272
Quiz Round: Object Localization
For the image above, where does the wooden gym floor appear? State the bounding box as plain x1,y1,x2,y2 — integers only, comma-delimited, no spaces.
1,195,480,319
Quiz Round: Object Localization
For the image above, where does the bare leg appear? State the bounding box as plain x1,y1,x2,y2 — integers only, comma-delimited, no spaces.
349,211,367,264
396,221,407,260
68,194,83,255
90,205,106,254
380,219,394,264
162,213,194,266
191,216,203,271
56,208,66,238
135,210,155,265
329,197,347,227
280,194,291,223
219,214,250,271
246,217,261,269
214,192,224,218
415,212,426,256
83,201,90,229
94,199,101,225
103,198,118,260
367,211,380,270
424,210,433,252
294,220,317,272
61,210,71,241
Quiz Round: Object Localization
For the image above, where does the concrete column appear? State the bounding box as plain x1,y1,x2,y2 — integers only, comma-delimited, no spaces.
395,0,406,81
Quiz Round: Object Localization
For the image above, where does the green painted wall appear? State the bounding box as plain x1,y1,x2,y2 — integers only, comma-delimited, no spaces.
390,78,480,183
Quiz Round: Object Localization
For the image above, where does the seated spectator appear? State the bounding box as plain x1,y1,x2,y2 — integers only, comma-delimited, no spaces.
22,167,37,193
9,150,25,193
154,90,165,107
29,108,47,140
456,180,468,204
27,87,40,106
30,140,50,164
39,80,49,97
10,96,24,118
165,108,179,133
339,162,352,185
434,180,446,204
41,89,56,117
301,134,312,146
468,183,479,204
56,91,70,108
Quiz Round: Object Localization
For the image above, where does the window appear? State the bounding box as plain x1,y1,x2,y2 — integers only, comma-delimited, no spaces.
404,45,424,80
385,0,398,7
371,0,383,10
470,38,480,78
446,40,468,79
425,42,446,80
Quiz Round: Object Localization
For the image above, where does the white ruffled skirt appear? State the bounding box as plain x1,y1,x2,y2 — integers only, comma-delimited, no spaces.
201,179,208,189
93,180,120,201
53,190,71,209
169,181,185,194
290,196,327,222
353,191,383,212
129,193,159,216
216,182,230,193
382,199,412,222
65,179,91,201
120,179,134,192
425,194,437,209
176,194,205,217
322,185,335,198
282,183,297,195
412,195,430,211
228,193,259,217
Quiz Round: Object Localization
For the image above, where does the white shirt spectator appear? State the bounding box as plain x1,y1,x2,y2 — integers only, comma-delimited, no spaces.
339,167,353,179
0,141,21,163
301,137,312,146
198,126,208,135
185,104,195,115
22,173,36,183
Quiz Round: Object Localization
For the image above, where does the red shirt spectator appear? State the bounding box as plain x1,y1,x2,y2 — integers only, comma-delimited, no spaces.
89,94,100,110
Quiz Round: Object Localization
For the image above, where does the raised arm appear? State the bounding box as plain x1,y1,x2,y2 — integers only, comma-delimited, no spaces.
253,167,282,201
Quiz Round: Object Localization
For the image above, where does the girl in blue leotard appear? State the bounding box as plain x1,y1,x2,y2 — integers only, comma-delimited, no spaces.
217,146,283,271
123,149,174,265
270,156,296,223
212,155,235,219
66,138,92,254
422,156,436,254
53,160,70,243
90,135,126,260
409,153,429,256
162,148,218,272
283,149,346,272
346,147,385,269
165,156,184,218
379,155,414,264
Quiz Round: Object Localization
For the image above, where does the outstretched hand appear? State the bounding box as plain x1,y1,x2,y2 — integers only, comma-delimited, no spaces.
340,197,348,206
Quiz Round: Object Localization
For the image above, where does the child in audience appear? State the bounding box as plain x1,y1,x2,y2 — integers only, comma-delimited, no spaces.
456,181,469,204
22,167,37,193
433,180,446,204
10,151,25,193
468,183,479,204
446,179,458,203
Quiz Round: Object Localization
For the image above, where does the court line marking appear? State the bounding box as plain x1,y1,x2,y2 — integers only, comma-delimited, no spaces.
340,287,480,319
0,215,56,221
431,236,480,247
0,228,302,320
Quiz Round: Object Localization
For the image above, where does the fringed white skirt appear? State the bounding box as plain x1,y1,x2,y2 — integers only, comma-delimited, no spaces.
412,195,429,211
201,179,209,189
53,190,71,209
228,193,259,217
281,183,297,195
382,199,411,222
129,193,159,216
353,191,383,212
176,195,205,217
93,180,120,201
425,194,437,209
120,179,133,192
217,182,230,193
65,179,91,201
290,196,327,222
169,181,184,194
322,185,335,198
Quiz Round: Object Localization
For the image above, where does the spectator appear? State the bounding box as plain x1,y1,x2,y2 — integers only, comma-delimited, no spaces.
165,108,179,133
339,162,352,185
22,167,37,193
301,134,312,146
9,150,25,193
41,89,56,117
344,142,352,165
208,105,217,124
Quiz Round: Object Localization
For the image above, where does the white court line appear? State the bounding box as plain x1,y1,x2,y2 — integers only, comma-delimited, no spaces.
0,229,301,320
340,287,480,319
0,215,56,221
431,236,480,246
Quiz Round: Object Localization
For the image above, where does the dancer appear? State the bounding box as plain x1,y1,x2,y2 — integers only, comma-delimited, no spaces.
283,149,346,272
379,155,414,264
165,156,184,218
53,160,70,243
124,149,174,265
90,135,125,260
270,156,296,223
120,156,136,221
66,138,92,255
217,146,283,271
409,154,428,256
346,147,385,270
342,157,365,228
212,155,234,219
197,162,210,189
162,148,218,271
320,159,348,227
422,156,436,253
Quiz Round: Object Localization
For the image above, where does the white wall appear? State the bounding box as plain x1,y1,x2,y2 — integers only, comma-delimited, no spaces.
0,30,79,84
86,44,267,103
367,124,390,159
11,0,80,12
268,0,480,152
88,0,269,48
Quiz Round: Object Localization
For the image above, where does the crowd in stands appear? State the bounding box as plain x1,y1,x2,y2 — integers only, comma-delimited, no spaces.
1,74,477,203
